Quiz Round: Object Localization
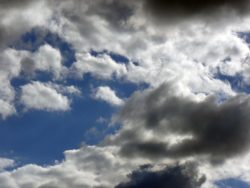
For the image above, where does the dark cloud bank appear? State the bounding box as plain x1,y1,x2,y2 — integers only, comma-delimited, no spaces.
0,0,33,8
116,162,206,188
112,83,250,187
143,0,250,20
116,84,250,161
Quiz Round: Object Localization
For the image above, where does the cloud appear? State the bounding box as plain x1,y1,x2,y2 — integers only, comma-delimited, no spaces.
20,44,66,79
0,43,70,118
0,48,26,118
20,81,71,112
0,100,16,119
143,0,250,23
0,145,141,188
0,144,249,188
30,44,64,79
94,86,124,107
0,158,14,171
71,53,127,80
0,0,51,49
0,0,250,187
0,0,34,9
115,162,205,188
110,83,250,161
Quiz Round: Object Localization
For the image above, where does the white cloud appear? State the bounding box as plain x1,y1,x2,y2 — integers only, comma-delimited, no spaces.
20,44,66,80
0,100,16,119
94,86,124,106
200,153,250,188
0,146,142,188
0,158,14,171
0,144,249,188
0,43,70,118
72,53,127,80
20,81,70,112
47,0,250,101
0,0,52,49
0,48,27,118
32,44,64,80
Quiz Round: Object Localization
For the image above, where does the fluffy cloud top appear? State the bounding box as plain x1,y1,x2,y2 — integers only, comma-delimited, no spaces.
94,86,124,106
0,158,14,171
20,81,71,112
72,53,127,79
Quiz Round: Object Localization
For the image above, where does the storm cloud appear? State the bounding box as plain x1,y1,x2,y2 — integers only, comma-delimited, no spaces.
143,0,250,20
115,162,206,188
0,0,34,9
115,83,250,161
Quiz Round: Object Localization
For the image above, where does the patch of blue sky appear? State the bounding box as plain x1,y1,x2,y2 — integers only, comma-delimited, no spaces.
90,49,130,64
0,79,117,165
215,178,250,188
10,27,76,67
1,29,148,166
214,69,248,93
237,32,250,45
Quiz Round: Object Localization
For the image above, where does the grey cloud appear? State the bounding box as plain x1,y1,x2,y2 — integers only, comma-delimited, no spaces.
0,0,50,49
20,57,36,75
115,162,206,188
0,0,34,9
116,84,250,161
143,0,250,21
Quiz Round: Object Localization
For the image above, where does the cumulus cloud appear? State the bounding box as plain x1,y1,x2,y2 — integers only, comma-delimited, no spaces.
20,44,66,79
94,86,124,106
0,100,16,119
116,162,205,188
0,43,69,118
72,53,127,80
0,48,26,118
143,0,250,22
20,81,71,112
0,0,51,49
0,158,14,171
110,83,250,162
1,0,250,187
30,44,64,79
0,145,142,188
0,144,249,188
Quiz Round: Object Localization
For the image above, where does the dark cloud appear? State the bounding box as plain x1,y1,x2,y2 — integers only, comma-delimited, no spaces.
21,57,36,75
116,84,250,161
0,0,34,9
143,0,250,21
115,162,206,188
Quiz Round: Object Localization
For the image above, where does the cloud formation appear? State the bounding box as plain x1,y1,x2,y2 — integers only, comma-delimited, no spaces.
94,86,124,107
72,53,127,80
116,162,205,188
0,0,33,8
143,0,250,22
114,83,250,161
20,81,71,112
1,0,250,187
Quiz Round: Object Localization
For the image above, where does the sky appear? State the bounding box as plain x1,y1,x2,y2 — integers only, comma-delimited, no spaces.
1,0,250,188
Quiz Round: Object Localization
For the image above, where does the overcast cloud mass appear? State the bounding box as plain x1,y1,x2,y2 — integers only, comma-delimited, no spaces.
1,0,250,188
